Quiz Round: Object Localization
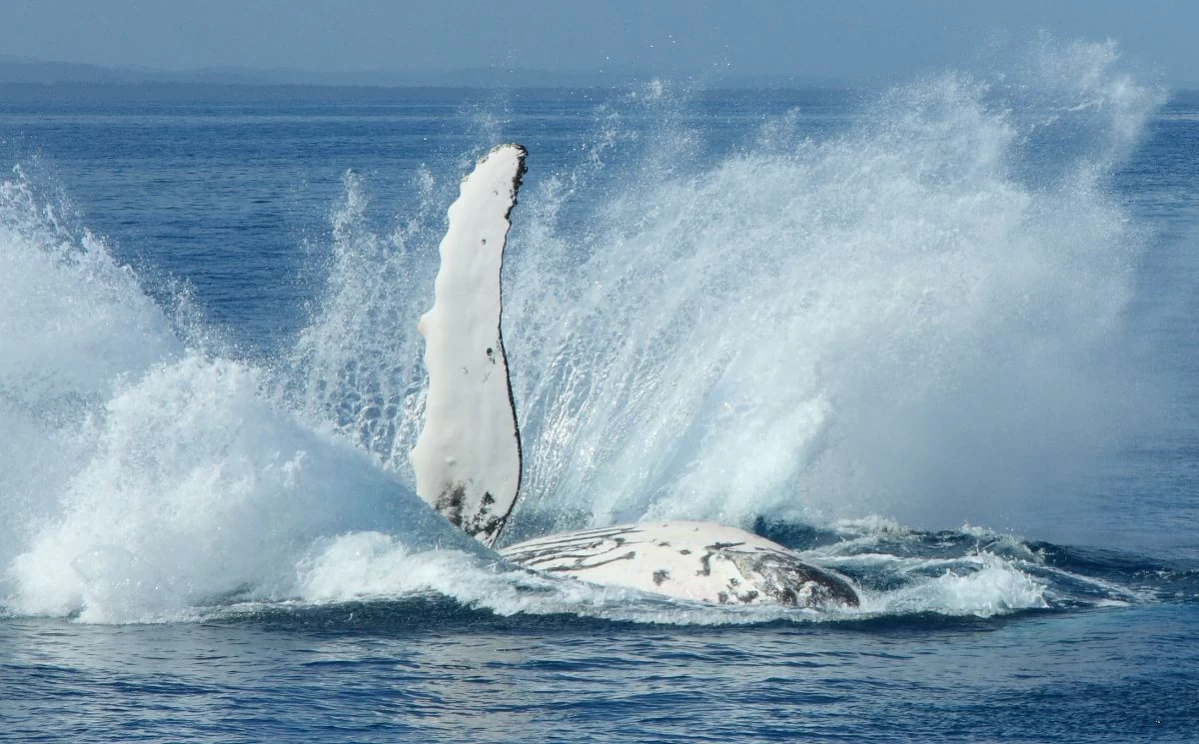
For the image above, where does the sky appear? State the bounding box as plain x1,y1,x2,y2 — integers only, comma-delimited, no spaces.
2,0,1197,86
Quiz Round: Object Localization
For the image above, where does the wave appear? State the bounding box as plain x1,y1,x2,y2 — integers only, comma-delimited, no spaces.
112,522,1199,627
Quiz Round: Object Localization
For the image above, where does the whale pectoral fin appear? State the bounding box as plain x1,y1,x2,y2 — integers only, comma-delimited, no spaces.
409,144,527,549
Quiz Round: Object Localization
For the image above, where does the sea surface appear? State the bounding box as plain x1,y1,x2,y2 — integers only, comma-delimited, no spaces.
1,41,1198,742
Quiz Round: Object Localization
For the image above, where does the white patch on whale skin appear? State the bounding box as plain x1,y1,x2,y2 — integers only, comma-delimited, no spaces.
500,521,860,608
409,145,526,548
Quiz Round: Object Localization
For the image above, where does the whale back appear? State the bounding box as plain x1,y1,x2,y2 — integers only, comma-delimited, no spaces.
409,144,527,548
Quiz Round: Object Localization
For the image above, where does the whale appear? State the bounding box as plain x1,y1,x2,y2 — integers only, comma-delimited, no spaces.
409,144,859,609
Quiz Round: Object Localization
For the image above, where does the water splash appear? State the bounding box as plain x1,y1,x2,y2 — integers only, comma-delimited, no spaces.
282,168,444,476
480,43,1164,542
0,171,473,623
0,39,1175,623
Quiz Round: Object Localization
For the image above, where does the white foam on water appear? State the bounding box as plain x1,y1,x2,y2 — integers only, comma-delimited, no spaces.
853,554,1050,618
6,351,478,623
293,531,650,617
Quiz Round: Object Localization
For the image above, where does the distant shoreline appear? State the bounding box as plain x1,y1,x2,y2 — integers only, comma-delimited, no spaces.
0,60,1191,101
0,58,848,92
0,81,864,106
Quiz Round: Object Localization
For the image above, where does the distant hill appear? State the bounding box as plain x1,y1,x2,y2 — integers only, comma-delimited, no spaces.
0,58,149,84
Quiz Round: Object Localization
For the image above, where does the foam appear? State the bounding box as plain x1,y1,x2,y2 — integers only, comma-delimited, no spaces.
862,554,1050,618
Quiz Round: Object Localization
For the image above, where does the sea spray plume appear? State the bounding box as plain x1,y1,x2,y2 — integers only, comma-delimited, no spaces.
1009,34,1165,167
270,40,1162,542
496,40,1164,539
279,101,631,483
0,167,179,404
0,168,180,598
1,168,476,621
283,167,447,477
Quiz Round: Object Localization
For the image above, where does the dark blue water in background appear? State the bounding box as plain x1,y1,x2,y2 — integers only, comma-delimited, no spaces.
0,85,853,351
1,43,1198,742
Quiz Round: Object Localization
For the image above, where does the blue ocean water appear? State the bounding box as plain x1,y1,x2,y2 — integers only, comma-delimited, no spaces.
1,42,1198,742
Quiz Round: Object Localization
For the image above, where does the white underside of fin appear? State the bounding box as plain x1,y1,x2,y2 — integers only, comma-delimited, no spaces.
409,144,527,548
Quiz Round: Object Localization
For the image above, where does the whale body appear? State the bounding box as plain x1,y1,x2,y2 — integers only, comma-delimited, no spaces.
409,144,859,609
500,521,859,607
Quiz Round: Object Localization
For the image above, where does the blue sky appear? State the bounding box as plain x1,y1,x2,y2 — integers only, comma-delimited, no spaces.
3,0,1196,86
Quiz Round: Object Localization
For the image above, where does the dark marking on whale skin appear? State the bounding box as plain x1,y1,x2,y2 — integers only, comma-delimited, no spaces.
435,483,467,529
717,591,730,604
503,542,607,565
653,569,670,586
499,526,654,570
468,512,505,545
726,551,859,608
697,553,713,576
543,551,637,572
500,529,638,566
678,549,692,555
435,482,509,545
502,525,642,553
706,541,745,551
519,551,621,567
503,527,646,572
738,590,759,604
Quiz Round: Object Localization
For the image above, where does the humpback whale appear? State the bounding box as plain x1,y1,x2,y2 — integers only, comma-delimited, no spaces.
409,144,859,609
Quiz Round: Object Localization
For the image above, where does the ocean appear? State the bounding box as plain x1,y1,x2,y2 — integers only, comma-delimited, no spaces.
1,41,1197,742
